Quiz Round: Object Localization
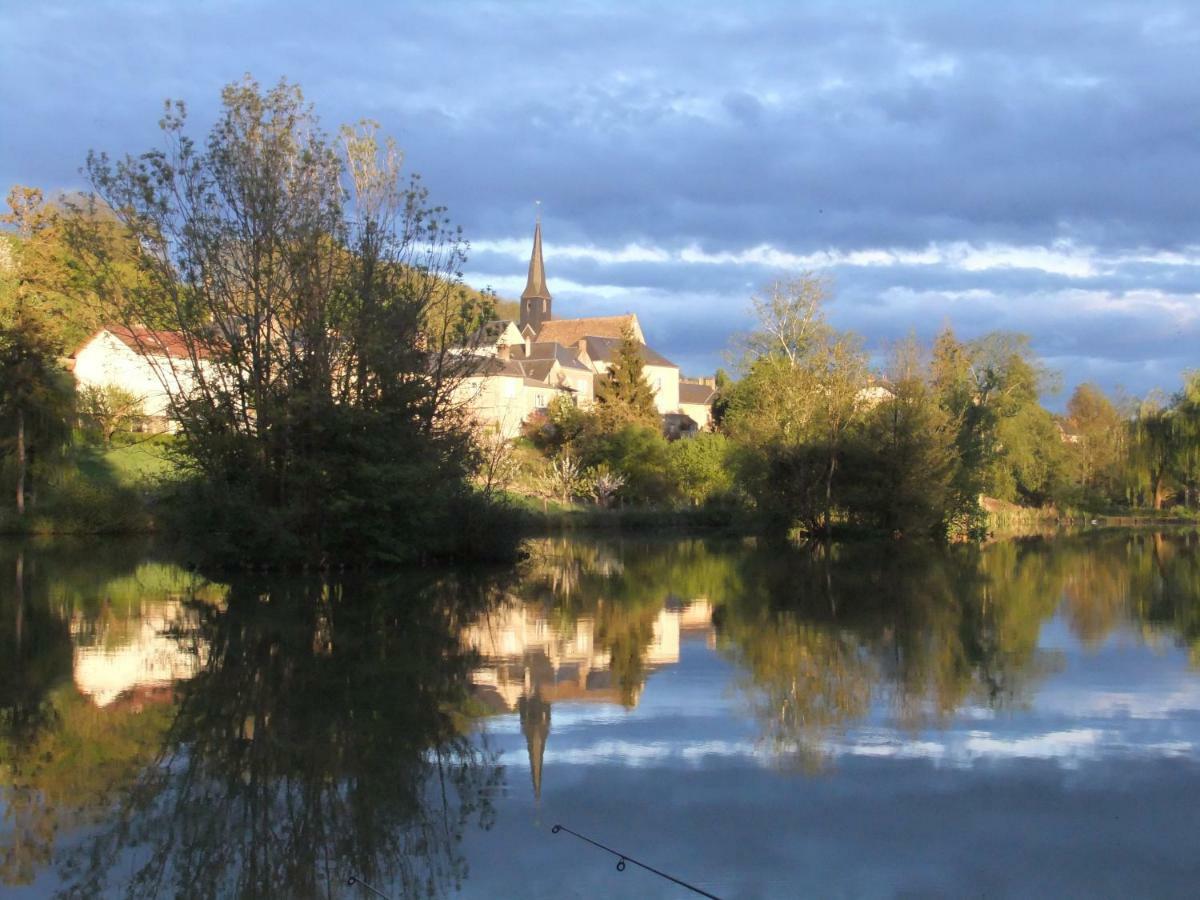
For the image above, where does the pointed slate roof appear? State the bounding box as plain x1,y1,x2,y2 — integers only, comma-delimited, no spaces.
521,221,552,302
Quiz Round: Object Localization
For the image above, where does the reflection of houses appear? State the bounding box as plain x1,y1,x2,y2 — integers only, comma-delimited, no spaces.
464,597,714,798
71,600,206,707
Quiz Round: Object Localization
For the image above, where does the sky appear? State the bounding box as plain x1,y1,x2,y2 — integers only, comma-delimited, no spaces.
2,1,1198,403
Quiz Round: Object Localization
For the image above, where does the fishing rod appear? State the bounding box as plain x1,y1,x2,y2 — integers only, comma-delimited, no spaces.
345,874,390,899
552,823,724,899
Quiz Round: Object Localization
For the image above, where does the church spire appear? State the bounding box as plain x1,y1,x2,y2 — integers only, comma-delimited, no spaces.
519,212,552,334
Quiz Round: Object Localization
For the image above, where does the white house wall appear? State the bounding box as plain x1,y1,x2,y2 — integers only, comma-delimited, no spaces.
73,332,198,420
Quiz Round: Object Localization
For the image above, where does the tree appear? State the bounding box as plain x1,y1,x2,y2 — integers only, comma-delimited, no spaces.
1170,372,1200,509
852,339,959,536
0,313,73,516
723,274,869,534
585,463,625,508
2,186,146,351
541,453,586,504
593,324,659,429
740,273,830,367
1064,383,1125,503
73,77,504,564
931,328,1067,506
1130,394,1176,510
668,432,731,506
578,424,676,505
77,384,144,445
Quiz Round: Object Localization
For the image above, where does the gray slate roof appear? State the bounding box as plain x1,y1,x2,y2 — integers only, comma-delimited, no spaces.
679,382,717,404
582,336,676,368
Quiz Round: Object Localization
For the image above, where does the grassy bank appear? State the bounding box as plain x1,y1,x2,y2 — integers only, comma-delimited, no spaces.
499,490,751,535
0,435,176,535
983,495,1200,537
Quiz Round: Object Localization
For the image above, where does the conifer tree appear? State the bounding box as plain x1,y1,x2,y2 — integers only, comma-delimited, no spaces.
594,324,659,428
0,312,73,515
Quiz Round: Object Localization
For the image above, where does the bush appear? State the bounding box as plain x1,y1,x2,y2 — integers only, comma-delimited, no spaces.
668,432,732,506
578,424,677,506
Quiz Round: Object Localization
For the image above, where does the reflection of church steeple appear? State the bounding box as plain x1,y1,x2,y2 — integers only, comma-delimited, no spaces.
518,692,551,800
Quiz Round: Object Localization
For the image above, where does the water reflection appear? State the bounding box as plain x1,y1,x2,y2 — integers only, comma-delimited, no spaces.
0,530,1198,896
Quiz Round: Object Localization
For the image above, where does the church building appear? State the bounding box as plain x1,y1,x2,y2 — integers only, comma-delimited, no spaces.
456,220,714,438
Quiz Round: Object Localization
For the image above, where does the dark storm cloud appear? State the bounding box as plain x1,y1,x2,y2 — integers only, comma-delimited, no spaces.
2,0,1198,398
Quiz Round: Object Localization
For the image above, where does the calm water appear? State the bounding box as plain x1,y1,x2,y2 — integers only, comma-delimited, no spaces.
2,531,1199,898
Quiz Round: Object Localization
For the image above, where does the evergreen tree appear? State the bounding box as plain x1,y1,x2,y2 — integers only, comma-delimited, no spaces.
0,312,73,516
593,324,660,428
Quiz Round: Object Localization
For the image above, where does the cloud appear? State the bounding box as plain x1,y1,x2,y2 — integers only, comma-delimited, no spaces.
2,0,1197,399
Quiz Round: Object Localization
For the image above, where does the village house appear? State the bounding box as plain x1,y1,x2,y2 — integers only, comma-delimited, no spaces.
70,324,206,432
456,220,715,437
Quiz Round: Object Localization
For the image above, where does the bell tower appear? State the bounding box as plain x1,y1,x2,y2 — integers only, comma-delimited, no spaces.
519,215,552,336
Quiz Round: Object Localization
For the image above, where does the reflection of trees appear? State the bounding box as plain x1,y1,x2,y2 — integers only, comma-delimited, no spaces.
722,612,874,771
59,571,507,899
714,530,1200,769
715,539,1068,768
1,549,75,886
1132,531,1200,663
518,537,744,705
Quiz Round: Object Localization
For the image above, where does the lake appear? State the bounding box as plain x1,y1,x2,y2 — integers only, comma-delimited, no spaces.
2,530,1199,898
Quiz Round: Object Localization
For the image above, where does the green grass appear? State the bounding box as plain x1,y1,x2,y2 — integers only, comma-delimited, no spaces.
0,435,181,535
74,434,179,487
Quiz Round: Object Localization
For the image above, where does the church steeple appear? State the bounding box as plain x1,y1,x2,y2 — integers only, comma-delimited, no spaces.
519,215,552,335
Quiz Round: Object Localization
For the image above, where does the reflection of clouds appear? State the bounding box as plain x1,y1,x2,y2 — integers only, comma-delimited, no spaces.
497,724,1198,771
1037,685,1200,720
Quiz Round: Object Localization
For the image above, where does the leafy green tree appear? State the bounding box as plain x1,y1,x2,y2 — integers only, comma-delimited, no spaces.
578,424,676,505
723,275,869,534
2,185,148,351
931,328,1067,506
529,393,588,456
1170,372,1200,509
1130,394,1177,509
668,431,732,505
593,324,659,429
77,383,143,445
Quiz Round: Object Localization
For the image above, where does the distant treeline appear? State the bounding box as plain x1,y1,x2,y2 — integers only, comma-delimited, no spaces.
519,274,1199,539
